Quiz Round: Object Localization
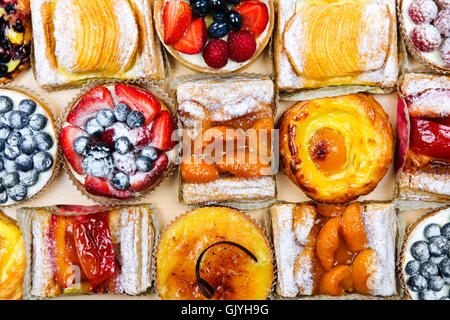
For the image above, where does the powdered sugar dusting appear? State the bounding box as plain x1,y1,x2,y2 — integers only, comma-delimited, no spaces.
399,169,450,197
293,250,314,295
210,97,261,121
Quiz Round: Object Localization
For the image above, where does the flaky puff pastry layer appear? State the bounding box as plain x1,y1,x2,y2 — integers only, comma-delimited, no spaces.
279,94,393,203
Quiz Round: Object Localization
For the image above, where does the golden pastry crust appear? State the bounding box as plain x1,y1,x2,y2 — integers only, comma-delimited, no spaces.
156,207,274,300
279,93,393,203
0,211,25,300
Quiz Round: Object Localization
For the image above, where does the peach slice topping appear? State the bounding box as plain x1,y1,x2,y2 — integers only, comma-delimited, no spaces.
216,150,271,178
341,203,368,253
352,249,375,295
315,217,341,271
319,265,353,296
180,156,220,183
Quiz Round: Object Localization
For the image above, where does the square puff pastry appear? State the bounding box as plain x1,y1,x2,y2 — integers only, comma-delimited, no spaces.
274,0,399,92
270,202,398,298
176,76,277,207
31,0,165,88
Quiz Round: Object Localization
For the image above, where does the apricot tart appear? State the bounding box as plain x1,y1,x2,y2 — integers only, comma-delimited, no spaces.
270,202,398,298
400,207,450,300
279,93,393,204
60,84,176,201
400,0,450,72
0,210,25,300
0,88,58,206
177,76,276,206
0,0,31,83
396,74,450,202
274,0,399,92
30,0,165,88
154,0,274,73
156,206,273,300
18,204,156,298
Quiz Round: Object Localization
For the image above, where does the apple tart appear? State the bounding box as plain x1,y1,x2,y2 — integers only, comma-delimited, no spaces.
270,202,398,298
31,0,166,88
156,206,274,300
279,94,394,204
396,73,450,202
274,0,399,93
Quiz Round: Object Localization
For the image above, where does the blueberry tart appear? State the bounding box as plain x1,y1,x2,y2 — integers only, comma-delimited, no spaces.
59,84,176,201
401,207,450,300
0,88,57,206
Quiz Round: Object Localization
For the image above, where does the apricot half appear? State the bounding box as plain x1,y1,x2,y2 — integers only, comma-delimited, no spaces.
341,203,368,252
308,128,347,175
319,265,353,296
352,249,375,295
315,217,341,271
181,157,220,183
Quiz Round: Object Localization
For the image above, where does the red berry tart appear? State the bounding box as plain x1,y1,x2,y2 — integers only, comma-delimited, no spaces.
154,0,274,73
60,84,176,201
400,0,450,72
0,0,32,83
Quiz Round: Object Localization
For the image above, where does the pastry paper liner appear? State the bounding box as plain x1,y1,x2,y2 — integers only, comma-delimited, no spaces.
397,0,450,75
60,79,178,205
0,84,61,208
17,203,160,300
154,205,277,300
265,200,406,300
172,73,279,210
398,205,449,300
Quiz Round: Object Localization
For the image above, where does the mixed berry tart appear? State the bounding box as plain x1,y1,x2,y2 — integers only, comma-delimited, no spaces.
0,88,57,206
400,0,450,72
154,0,274,73
0,0,32,83
400,207,450,300
59,84,176,201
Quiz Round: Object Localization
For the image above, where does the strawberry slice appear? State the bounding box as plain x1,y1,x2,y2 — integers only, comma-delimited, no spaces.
130,153,169,191
234,0,269,36
67,87,114,129
150,110,175,151
163,0,192,45
115,84,161,125
60,125,87,175
85,176,134,200
173,18,207,54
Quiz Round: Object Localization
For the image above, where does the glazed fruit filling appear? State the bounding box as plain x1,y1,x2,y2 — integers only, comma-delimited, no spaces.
60,84,175,200
49,213,117,292
308,128,347,175
0,0,30,78
0,95,54,204
404,222,450,300
293,203,376,296
409,117,450,160
163,0,269,68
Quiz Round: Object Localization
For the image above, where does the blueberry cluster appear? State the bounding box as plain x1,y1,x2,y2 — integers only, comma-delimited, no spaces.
0,96,53,203
405,222,450,300
190,0,243,38
75,104,159,191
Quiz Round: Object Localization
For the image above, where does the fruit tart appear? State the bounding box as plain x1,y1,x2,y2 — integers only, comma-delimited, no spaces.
400,0,450,72
31,0,166,88
0,0,32,84
396,74,450,202
177,76,276,207
154,0,274,73
0,210,25,300
400,207,450,300
270,201,398,298
274,0,399,92
18,204,157,298
279,93,394,204
60,84,176,202
156,206,273,300
0,88,58,206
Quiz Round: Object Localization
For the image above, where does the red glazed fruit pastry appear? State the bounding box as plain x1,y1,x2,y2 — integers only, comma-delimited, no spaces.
60,84,176,201
154,0,274,73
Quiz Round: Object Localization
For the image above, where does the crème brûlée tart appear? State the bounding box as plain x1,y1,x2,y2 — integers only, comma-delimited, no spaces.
279,93,394,204
156,207,274,300
30,0,165,88
0,210,25,300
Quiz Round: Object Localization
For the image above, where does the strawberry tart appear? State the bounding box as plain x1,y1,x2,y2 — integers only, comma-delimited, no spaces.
154,0,274,73
60,84,176,201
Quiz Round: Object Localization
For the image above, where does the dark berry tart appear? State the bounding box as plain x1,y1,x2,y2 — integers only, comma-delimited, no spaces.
154,0,274,73
0,88,57,206
0,0,32,83
401,207,450,300
60,84,176,201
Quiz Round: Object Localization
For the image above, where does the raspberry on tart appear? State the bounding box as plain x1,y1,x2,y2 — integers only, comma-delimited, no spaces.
60,84,176,201
154,0,274,73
